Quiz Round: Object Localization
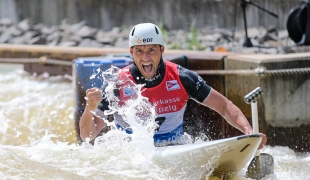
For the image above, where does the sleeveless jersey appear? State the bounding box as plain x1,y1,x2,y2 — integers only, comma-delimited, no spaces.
116,61,189,142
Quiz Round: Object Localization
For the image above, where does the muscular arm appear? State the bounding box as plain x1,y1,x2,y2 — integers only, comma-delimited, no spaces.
79,108,106,142
179,65,251,134
202,89,252,135
79,88,107,141
178,66,266,149
202,89,267,149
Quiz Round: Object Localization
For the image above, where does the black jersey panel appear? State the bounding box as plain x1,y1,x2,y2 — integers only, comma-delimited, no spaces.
178,65,211,102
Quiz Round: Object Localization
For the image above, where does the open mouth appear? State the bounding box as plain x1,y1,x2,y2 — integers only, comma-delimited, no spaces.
142,64,153,74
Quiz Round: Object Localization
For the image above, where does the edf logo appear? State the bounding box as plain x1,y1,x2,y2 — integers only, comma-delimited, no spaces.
137,38,153,44
137,38,142,44
143,38,153,43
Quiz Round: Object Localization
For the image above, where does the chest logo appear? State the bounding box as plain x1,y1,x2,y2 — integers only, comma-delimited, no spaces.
166,80,180,91
123,88,135,97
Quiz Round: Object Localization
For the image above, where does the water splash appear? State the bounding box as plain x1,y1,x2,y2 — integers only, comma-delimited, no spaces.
0,70,76,145
1,68,310,179
101,65,158,139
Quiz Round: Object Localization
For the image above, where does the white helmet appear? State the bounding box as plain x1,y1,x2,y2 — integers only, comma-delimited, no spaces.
129,23,164,47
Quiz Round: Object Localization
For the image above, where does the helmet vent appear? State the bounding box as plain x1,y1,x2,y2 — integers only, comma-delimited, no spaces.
154,26,159,34
131,28,136,36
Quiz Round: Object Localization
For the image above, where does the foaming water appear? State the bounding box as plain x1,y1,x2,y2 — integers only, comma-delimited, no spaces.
0,67,309,180
0,70,76,145
101,66,158,139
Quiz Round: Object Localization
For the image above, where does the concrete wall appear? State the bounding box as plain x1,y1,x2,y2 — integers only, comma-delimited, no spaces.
2,44,310,151
225,53,310,152
225,53,310,127
0,0,302,30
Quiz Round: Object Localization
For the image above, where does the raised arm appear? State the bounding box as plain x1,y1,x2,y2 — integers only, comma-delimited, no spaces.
79,87,107,141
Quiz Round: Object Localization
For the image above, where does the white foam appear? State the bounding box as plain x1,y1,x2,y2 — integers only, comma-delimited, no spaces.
101,66,158,138
0,69,309,179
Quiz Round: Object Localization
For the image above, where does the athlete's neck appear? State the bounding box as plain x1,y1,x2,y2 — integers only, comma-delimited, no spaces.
129,58,165,88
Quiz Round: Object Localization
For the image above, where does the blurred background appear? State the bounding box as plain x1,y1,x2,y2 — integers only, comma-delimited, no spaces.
1,1,310,179
0,0,300,30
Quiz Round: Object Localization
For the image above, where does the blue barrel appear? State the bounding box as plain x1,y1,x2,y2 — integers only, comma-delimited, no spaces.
73,55,133,141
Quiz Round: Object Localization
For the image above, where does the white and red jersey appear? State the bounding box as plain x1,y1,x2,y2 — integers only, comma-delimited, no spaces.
119,61,188,135
100,59,212,144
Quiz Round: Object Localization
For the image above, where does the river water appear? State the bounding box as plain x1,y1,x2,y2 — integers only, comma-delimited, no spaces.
0,64,309,180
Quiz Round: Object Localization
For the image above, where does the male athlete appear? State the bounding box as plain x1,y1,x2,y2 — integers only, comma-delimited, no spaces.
79,23,267,149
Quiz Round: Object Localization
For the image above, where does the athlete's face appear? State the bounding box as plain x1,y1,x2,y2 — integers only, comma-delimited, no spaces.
130,44,164,79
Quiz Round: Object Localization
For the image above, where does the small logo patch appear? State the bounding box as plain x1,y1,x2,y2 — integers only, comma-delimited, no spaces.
137,38,153,44
123,88,135,97
166,80,180,91
143,38,153,43
137,38,142,44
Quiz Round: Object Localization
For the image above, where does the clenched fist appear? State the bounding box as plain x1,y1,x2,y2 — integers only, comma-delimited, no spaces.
85,87,102,111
